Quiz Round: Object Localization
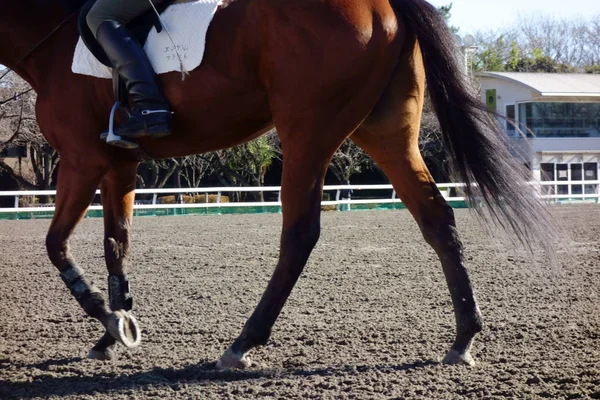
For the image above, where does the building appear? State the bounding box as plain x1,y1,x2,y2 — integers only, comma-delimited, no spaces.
476,72,600,199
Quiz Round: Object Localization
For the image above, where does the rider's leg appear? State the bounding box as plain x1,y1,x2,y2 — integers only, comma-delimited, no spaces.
87,0,172,140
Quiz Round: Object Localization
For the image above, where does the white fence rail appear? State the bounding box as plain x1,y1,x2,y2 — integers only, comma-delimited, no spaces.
0,181,598,214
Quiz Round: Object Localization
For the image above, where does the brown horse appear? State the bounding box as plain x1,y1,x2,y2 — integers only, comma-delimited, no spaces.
0,0,553,369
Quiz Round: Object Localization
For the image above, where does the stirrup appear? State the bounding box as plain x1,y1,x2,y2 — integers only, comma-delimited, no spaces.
103,102,139,149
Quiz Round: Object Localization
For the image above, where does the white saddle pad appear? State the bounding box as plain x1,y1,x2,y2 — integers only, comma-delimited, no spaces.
71,0,221,79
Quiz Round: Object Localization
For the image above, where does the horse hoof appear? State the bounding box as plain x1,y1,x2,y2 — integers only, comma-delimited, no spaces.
442,349,475,366
216,346,252,370
87,347,116,361
107,310,142,349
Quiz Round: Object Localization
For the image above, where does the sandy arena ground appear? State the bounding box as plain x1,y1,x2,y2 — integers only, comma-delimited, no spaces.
0,206,599,399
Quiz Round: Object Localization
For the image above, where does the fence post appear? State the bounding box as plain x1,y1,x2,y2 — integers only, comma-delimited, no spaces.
14,195,19,209
348,189,352,211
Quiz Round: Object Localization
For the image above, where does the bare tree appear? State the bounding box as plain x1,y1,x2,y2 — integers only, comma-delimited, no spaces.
515,14,592,68
1,70,59,194
329,139,371,186
586,15,600,66
179,155,213,188
137,158,181,189
472,12,600,72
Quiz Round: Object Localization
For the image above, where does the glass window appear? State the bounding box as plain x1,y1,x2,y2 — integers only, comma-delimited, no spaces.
540,163,555,195
585,184,598,195
556,164,569,181
517,102,600,138
571,164,583,181
584,163,597,180
506,105,516,137
540,163,554,181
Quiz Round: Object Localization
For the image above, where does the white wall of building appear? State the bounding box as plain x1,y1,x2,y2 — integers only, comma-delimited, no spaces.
478,77,536,125
532,137,600,153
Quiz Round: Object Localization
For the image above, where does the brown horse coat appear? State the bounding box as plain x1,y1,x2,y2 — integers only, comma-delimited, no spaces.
0,0,553,368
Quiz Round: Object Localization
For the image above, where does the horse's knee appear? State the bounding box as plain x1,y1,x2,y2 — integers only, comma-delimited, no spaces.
46,232,71,268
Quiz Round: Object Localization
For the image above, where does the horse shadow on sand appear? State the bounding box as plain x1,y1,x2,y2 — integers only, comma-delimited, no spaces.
0,357,437,399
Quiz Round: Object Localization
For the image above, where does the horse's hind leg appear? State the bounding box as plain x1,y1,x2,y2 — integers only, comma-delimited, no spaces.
88,163,139,360
351,41,482,366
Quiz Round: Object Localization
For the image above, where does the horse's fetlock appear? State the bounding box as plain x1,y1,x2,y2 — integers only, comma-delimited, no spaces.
82,291,110,320
242,323,272,348
456,308,484,336
249,329,271,346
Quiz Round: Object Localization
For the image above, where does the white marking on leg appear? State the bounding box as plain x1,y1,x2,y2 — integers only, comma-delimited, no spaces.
216,346,252,370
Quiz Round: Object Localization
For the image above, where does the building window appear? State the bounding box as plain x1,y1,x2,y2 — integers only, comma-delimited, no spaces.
540,163,555,195
584,162,598,195
556,163,569,195
540,163,554,181
506,105,516,137
539,161,599,201
570,164,583,195
584,163,597,180
517,102,600,138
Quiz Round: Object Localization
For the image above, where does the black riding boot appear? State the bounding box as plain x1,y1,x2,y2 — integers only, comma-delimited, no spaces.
96,21,171,139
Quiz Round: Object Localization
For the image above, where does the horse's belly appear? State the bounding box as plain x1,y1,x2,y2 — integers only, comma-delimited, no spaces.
143,71,272,158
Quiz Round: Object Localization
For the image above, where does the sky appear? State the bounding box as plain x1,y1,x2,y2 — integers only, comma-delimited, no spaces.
427,0,599,35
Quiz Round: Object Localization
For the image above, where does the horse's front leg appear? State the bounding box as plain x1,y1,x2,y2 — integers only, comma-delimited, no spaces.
88,163,140,360
46,161,140,358
46,163,112,344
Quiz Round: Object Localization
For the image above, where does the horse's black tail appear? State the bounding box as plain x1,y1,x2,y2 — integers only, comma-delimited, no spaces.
391,0,556,251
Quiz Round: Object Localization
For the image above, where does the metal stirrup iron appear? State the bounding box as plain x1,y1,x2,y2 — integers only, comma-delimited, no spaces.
105,102,123,144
